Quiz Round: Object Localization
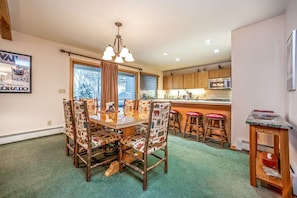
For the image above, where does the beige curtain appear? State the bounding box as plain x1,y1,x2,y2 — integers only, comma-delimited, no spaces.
101,61,118,111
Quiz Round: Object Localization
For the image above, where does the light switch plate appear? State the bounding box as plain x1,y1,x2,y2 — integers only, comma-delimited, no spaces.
58,89,66,94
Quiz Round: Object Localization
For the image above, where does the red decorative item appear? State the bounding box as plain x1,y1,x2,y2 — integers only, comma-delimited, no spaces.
262,152,278,169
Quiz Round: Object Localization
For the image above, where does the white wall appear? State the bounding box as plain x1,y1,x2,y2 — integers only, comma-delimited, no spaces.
285,0,297,172
0,31,162,137
231,15,285,148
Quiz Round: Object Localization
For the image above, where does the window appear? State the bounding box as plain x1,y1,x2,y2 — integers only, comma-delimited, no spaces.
70,60,137,108
73,63,101,100
140,72,158,99
118,71,137,107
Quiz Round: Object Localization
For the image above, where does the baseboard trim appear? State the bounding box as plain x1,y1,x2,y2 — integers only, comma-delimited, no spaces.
0,127,64,145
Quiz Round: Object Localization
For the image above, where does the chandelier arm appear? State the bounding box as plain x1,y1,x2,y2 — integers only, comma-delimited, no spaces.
113,36,117,48
102,21,134,62
117,36,120,54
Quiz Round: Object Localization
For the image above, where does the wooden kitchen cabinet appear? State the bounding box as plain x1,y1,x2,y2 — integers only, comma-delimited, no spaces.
208,68,231,79
196,71,209,88
183,73,196,89
219,68,231,78
208,70,220,79
172,74,184,89
163,75,173,90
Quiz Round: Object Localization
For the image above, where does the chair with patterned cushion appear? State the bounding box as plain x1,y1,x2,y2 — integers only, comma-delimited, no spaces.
73,100,122,181
123,99,137,111
134,100,152,133
137,99,151,111
62,99,76,165
119,101,171,190
81,98,98,115
81,98,104,131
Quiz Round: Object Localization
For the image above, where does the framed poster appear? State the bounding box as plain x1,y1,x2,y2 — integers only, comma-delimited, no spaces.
0,50,32,93
286,29,297,91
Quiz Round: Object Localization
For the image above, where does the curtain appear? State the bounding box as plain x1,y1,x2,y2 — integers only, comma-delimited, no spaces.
101,61,118,111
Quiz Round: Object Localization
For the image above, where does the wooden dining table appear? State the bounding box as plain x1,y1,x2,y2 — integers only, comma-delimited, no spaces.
89,109,150,176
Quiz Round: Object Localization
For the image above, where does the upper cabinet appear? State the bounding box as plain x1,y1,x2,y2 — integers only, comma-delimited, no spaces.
196,71,209,89
219,68,231,78
163,67,231,90
172,74,184,89
163,75,173,90
208,68,231,79
183,73,196,89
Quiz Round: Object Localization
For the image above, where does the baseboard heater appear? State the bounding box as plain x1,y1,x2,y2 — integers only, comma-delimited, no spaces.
240,139,274,153
0,126,64,145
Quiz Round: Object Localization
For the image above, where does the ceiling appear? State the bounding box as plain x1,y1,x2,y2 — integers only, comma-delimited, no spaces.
6,0,289,71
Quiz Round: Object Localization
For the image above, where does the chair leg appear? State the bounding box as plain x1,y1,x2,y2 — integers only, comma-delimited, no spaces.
74,142,79,168
86,148,91,182
119,143,123,173
165,146,168,174
173,118,177,135
196,117,199,142
72,139,76,166
66,136,70,156
177,115,181,133
203,119,209,142
143,152,148,191
183,116,189,138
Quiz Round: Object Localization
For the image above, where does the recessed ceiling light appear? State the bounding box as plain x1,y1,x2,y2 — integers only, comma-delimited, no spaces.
175,58,180,62
214,49,220,53
163,52,168,56
206,39,212,45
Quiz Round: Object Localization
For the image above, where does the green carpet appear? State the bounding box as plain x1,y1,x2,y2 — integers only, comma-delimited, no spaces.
0,134,280,198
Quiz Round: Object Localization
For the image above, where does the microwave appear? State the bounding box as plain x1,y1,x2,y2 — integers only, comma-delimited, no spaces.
208,77,232,90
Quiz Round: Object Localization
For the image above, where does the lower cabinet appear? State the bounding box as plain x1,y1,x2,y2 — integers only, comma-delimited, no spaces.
171,102,231,144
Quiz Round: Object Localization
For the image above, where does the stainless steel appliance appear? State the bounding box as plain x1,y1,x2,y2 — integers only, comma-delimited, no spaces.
208,77,231,90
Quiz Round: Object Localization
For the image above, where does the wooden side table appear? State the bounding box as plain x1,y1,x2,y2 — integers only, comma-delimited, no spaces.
246,111,293,198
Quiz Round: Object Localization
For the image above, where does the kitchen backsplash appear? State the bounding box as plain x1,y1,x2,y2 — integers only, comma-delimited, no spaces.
158,89,231,100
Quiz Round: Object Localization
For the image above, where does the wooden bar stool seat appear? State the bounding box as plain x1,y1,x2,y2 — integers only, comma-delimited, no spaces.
203,113,227,147
183,111,204,141
169,109,181,135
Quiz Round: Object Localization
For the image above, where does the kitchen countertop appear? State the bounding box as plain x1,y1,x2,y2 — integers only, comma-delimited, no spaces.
154,99,231,106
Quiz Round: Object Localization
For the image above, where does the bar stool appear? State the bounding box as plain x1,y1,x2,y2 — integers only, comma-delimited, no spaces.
183,112,204,141
203,113,227,148
169,109,181,135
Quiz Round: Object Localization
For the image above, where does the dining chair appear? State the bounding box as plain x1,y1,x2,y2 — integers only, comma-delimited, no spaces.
123,99,137,111
62,99,76,165
137,99,152,111
81,98,98,115
80,98,104,131
134,99,152,133
73,100,122,182
119,101,171,190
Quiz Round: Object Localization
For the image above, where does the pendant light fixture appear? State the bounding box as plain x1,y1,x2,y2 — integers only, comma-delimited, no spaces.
102,22,134,63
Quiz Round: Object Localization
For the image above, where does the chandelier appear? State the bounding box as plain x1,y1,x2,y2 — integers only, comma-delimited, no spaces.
102,22,134,63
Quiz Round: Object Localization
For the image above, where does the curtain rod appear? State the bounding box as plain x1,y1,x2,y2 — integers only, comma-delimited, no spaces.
60,49,142,71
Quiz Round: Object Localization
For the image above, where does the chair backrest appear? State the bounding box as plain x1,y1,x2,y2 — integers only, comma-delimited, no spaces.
81,98,98,115
124,99,137,111
138,100,151,111
146,101,171,147
73,100,90,144
62,99,75,135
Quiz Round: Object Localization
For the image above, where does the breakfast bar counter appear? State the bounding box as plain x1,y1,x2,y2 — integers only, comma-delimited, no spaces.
156,99,231,144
